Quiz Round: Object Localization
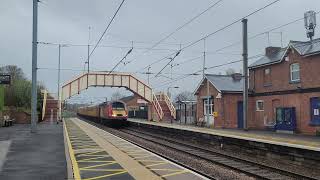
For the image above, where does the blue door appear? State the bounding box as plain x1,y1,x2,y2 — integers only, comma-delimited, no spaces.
310,97,320,125
237,101,243,129
275,107,296,131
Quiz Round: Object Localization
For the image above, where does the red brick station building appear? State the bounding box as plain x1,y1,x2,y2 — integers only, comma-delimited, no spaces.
194,38,320,135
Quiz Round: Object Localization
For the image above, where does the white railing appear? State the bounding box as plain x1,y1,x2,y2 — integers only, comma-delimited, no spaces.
62,72,153,102
41,90,48,121
152,94,163,121
163,93,176,119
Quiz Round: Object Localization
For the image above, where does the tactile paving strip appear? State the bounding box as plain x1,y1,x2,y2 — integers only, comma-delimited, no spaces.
65,120,134,180
75,119,205,180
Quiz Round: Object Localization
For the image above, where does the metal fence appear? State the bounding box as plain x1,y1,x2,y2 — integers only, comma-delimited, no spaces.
175,101,197,125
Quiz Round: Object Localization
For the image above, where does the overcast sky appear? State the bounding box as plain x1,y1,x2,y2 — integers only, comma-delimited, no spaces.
1,0,319,104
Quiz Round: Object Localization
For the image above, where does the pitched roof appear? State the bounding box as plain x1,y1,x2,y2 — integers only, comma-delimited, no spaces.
119,95,135,102
290,38,320,56
194,74,243,95
249,48,287,68
249,38,320,69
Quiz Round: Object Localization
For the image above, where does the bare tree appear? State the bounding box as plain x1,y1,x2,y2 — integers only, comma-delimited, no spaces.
111,91,125,101
0,65,25,81
174,91,195,102
225,68,236,75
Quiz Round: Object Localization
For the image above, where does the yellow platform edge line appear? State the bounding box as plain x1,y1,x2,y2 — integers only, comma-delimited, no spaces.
64,121,81,180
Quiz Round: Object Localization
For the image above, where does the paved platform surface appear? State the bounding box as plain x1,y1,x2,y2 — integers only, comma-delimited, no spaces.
0,123,67,180
66,118,207,180
129,119,320,151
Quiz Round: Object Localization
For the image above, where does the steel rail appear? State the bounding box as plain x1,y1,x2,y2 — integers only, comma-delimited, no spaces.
121,127,316,180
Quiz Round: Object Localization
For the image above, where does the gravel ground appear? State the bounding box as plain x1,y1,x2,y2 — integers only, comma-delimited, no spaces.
130,125,319,179
80,118,318,179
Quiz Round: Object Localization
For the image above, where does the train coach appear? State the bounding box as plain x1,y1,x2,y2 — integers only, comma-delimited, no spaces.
77,101,128,124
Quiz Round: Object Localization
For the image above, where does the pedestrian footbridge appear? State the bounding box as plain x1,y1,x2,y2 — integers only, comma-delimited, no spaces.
61,72,176,121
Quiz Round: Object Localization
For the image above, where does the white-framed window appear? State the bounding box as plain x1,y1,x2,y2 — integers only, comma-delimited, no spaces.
290,63,300,82
256,100,264,111
204,99,213,115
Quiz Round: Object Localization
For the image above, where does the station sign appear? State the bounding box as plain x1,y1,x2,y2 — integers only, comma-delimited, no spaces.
0,75,11,85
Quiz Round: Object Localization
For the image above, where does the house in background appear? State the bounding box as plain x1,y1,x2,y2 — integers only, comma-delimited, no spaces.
120,95,148,119
249,38,320,135
194,73,243,128
194,38,320,135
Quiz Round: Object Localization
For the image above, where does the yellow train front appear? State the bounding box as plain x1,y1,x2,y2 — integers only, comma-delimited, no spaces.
77,101,128,125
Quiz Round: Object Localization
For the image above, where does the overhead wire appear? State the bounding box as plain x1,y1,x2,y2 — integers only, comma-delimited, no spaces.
88,0,125,59
142,0,224,54
108,47,133,74
37,67,192,76
37,38,314,74
147,0,280,75
130,0,224,71
136,3,319,74
154,54,264,88
213,10,320,53
38,41,180,51
38,41,242,54
154,38,319,89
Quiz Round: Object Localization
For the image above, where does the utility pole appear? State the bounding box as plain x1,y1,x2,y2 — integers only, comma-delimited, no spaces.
170,63,173,81
87,27,91,88
203,38,210,126
202,39,206,78
242,18,248,130
31,0,38,133
87,44,90,73
57,44,61,122
147,66,151,84
87,26,91,74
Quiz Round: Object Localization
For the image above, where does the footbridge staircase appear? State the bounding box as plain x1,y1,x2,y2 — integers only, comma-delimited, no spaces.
61,72,176,121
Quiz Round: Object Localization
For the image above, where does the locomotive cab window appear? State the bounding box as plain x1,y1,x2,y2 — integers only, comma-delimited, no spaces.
112,102,125,109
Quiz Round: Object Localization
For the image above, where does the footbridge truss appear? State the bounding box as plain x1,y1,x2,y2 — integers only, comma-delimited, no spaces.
61,72,165,120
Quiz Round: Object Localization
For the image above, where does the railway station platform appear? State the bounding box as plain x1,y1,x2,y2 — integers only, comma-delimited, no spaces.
0,122,67,180
128,119,320,151
65,117,207,180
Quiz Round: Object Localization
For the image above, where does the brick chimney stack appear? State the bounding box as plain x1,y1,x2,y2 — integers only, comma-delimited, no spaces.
265,47,282,57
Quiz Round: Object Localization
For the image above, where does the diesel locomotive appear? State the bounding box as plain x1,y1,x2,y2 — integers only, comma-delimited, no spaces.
77,101,128,124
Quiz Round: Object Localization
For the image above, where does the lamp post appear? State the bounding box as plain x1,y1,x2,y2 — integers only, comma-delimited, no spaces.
167,86,179,99
57,44,68,122
31,0,38,133
147,66,151,84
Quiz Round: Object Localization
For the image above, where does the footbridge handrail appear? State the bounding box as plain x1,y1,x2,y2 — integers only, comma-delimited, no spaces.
152,94,164,121
163,93,176,119
61,71,168,121
61,72,153,102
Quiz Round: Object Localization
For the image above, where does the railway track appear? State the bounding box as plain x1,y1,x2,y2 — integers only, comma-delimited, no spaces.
120,127,315,180
81,118,316,180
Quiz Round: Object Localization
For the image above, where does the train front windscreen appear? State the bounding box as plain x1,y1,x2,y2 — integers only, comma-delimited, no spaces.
111,102,127,117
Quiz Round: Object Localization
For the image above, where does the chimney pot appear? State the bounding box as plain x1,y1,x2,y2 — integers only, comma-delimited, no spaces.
231,73,242,81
